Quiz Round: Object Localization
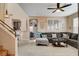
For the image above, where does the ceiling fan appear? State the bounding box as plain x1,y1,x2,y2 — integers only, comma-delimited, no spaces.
47,3,72,13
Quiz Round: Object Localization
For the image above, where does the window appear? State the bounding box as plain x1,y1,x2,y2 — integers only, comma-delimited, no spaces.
73,17,78,33
48,19,66,32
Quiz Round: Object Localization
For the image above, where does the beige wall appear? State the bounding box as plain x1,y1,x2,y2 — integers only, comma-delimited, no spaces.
66,12,78,32
4,3,29,40
30,13,78,33
30,16,48,32
30,16,66,32
0,3,5,20
66,16,73,32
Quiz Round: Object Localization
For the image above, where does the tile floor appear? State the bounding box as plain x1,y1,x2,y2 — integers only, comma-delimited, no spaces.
18,40,78,56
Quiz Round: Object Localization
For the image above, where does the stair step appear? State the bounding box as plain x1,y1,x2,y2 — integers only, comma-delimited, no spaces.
0,45,8,56
0,45,15,56
0,49,8,56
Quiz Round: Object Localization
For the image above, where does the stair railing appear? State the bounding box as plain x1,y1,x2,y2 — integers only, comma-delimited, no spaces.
0,19,15,36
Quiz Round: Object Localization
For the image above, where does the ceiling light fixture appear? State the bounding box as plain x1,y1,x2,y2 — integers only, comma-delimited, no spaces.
56,9,62,12
5,10,9,18
5,10,13,18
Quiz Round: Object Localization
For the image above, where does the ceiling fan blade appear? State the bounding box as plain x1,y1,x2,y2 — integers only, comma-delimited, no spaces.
61,4,72,8
60,8,64,11
52,9,57,13
47,8,56,9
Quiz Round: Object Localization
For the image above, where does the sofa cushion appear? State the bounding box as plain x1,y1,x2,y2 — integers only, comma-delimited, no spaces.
63,34,69,39
42,35,47,38
68,33,72,39
52,34,57,38
56,33,63,38
34,32,41,38
47,33,52,39
71,34,78,40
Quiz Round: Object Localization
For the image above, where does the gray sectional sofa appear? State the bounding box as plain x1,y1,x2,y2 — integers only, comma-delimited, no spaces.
31,32,78,48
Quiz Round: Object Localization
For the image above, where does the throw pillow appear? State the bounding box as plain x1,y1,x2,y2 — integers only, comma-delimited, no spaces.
52,34,57,38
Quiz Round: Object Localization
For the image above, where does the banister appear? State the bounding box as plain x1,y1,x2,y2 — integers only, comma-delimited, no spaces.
0,20,14,31
0,19,15,35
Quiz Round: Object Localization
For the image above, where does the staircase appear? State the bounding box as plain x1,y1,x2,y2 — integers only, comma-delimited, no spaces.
0,20,16,56
0,45,8,56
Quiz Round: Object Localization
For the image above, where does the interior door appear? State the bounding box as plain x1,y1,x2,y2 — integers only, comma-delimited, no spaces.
13,21,21,31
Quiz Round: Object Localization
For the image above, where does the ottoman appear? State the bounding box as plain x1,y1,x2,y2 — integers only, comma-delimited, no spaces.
36,38,49,46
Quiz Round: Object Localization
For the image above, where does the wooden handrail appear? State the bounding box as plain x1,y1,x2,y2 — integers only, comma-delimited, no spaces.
0,20,15,35
0,20,14,31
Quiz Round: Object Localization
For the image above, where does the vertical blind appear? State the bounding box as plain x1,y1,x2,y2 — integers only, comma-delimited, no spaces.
48,19,66,32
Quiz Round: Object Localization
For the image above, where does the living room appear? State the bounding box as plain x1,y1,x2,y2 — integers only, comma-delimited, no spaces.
18,3,78,56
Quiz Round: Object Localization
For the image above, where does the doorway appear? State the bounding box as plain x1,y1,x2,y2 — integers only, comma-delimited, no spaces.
13,20,21,40
29,19,38,40
13,20,21,31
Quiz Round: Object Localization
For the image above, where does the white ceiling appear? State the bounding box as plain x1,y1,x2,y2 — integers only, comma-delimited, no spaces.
19,3,78,17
